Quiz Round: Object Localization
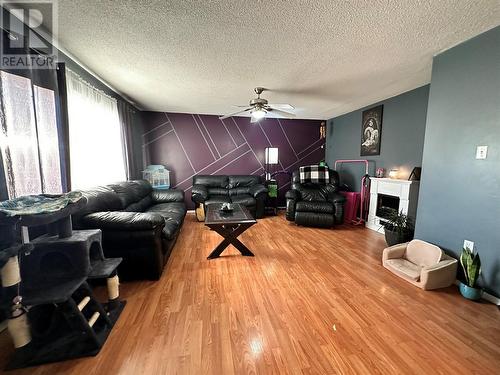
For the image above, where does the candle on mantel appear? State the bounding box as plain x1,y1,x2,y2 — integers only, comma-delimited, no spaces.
388,169,399,179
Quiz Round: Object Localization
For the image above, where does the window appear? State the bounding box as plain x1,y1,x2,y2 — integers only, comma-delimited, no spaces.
65,69,126,190
0,71,62,198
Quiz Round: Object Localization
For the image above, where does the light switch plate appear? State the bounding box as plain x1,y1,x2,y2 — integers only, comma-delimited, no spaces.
463,240,474,251
476,146,488,159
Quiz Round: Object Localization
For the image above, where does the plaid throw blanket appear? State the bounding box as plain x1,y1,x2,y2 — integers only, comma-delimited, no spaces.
299,165,330,184
0,191,83,217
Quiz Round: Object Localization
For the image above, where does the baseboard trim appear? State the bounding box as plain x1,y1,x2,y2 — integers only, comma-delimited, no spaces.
453,280,500,305
482,292,500,306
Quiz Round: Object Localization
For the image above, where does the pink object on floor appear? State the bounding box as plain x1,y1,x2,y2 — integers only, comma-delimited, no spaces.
340,192,361,224
334,159,370,225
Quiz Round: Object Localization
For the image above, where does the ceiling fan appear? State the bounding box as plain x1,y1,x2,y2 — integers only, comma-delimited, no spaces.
219,87,295,123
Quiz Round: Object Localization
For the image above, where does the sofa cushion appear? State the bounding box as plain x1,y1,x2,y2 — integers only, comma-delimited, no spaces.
193,175,228,188
385,259,421,281
147,202,186,215
405,239,443,267
230,194,256,207
147,209,184,225
108,180,152,209
228,175,260,189
295,201,333,213
208,187,229,196
124,195,153,212
205,195,231,205
229,187,251,196
298,187,327,202
77,186,122,216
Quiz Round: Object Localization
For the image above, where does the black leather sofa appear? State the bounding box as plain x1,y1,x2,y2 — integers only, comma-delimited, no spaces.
191,175,268,218
73,180,186,280
285,169,346,228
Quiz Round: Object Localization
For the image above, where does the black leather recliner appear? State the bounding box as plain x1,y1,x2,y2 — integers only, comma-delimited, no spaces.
73,180,186,280
191,175,268,218
285,169,346,228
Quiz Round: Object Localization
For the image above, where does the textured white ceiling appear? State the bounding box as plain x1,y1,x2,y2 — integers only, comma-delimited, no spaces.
52,0,499,119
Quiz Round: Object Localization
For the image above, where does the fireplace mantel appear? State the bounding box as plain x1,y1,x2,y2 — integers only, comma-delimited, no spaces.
366,177,420,233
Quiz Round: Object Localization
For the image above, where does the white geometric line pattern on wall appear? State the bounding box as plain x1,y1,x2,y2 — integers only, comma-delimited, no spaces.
277,118,299,161
192,114,217,160
142,112,324,208
231,117,265,170
171,143,250,188
197,114,221,158
164,113,196,173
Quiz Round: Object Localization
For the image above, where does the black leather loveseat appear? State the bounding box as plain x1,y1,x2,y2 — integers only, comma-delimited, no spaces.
191,175,268,218
73,180,186,280
285,169,345,228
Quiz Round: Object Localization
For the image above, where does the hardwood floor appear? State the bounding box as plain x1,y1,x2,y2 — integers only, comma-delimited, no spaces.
1,213,499,374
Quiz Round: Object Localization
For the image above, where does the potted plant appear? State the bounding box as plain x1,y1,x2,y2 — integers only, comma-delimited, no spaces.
458,247,482,301
380,209,414,246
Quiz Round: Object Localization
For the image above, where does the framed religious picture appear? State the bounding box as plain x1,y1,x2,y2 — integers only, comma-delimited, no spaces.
360,105,383,156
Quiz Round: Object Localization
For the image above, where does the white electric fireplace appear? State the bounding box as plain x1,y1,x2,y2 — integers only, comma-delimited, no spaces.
366,177,420,234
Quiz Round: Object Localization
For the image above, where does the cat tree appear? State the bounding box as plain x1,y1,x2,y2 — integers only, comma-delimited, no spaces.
0,193,125,369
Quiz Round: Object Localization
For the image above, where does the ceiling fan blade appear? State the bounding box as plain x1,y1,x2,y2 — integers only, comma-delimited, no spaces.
268,108,296,118
219,107,252,120
267,103,295,110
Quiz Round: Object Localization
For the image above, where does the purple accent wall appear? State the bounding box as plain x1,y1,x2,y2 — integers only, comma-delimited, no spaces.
141,112,325,208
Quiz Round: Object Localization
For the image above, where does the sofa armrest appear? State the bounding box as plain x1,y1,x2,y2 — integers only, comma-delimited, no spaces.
81,211,165,231
382,242,408,262
285,189,300,201
191,184,209,203
420,258,458,290
151,188,184,203
327,192,346,204
285,189,300,221
422,258,457,272
249,184,268,198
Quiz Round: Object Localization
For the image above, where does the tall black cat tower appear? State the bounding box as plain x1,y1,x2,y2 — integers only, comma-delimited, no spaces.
0,192,125,370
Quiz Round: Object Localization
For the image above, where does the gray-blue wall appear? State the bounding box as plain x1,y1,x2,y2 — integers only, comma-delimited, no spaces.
325,85,429,191
415,26,500,297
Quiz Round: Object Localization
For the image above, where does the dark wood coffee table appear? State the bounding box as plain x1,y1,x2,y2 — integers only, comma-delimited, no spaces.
204,203,257,259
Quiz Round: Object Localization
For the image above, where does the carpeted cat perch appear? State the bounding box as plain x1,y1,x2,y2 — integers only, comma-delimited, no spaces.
0,192,125,370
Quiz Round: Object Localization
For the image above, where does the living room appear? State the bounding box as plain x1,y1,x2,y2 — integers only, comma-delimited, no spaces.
0,1,499,374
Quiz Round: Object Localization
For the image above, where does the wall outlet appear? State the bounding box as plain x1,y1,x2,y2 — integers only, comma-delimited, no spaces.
463,240,474,251
476,146,488,159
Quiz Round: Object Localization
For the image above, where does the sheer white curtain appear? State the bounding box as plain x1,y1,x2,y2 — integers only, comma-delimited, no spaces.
34,85,63,194
66,69,126,190
0,71,62,198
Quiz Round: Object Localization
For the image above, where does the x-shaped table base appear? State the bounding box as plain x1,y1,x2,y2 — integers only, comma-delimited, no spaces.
206,222,256,259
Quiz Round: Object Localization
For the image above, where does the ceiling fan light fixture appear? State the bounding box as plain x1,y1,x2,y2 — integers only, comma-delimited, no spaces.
251,108,266,121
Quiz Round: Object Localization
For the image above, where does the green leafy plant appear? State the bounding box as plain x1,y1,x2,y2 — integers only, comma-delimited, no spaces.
460,247,481,288
380,209,414,236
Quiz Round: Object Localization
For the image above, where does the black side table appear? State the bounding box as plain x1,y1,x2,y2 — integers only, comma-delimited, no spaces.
264,179,278,216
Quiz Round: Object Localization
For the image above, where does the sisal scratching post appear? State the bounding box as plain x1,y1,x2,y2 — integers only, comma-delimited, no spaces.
195,203,205,222
106,274,120,309
8,309,31,348
1,256,21,286
1,255,32,348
